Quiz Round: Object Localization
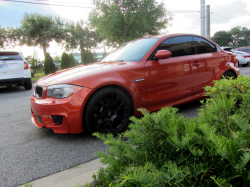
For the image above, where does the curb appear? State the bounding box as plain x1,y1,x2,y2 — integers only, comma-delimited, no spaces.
18,158,105,187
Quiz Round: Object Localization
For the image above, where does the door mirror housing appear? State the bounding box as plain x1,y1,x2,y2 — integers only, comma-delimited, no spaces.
155,50,172,59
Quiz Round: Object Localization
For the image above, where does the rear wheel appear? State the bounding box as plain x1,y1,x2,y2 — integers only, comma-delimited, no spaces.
84,87,132,135
221,71,236,79
242,64,248,67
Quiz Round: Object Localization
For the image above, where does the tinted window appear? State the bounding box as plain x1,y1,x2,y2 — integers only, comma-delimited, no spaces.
158,36,195,57
0,52,23,61
101,38,159,62
193,37,217,54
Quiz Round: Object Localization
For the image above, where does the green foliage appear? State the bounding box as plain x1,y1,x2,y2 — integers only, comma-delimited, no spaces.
61,52,71,69
44,52,56,75
211,26,250,47
69,53,76,67
81,49,94,65
0,25,7,49
54,55,61,63
211,31,233,47
89,0,173,47
31,71,35,77
23,182,32,187
18,13,64,58
65,20,102,63
93,75,250,187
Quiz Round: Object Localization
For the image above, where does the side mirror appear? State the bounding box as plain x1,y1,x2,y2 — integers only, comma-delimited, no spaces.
155,50,172,59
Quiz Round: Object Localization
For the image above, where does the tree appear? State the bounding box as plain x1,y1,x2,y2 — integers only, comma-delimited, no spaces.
81,49,94,64
230,26,250,47
211,30,232,47
89,0,173,47
65,20,102,64
54,55,61,63
17,13,64,58
69,53,76,67
0,25,7,49
44,53,56,75
61,52,71,69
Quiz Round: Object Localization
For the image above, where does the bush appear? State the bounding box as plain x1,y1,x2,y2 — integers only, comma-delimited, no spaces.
93,75,250,187
69,53,76,67
31,71,35,77
61,52,71,70
44,53,56,75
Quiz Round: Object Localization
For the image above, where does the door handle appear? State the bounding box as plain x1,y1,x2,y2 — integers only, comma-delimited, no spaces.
193,61,202,66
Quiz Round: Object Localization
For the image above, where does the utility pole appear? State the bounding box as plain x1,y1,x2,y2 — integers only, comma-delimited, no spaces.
206,5,210,38
200,0,206,36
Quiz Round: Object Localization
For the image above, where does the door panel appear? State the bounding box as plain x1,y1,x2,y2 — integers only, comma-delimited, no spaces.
145,55,203,105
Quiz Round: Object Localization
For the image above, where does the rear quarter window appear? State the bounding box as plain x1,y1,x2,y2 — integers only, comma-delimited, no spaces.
193,37,217,54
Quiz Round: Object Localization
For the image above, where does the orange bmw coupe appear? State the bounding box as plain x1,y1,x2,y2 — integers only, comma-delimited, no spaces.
30,34,240,134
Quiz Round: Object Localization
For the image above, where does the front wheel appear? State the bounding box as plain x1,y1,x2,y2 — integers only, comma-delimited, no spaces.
84,87,132,135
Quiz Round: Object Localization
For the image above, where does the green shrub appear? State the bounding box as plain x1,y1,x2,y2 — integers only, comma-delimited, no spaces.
31,71,35,77
93,75,250,187
69,53,76,67
61,52,71,69
44,53,56,75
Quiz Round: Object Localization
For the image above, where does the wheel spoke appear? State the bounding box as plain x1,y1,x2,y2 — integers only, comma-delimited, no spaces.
115,101,125,110
109,96,120,108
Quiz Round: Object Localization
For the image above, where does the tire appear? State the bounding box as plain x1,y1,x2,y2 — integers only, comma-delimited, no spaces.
242,64,248,67
221,71,236,79
24,81,32,90
84,87,132,135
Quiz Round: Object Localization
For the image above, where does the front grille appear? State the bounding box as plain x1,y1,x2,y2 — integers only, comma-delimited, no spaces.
36,115,43,124
36,85,43,98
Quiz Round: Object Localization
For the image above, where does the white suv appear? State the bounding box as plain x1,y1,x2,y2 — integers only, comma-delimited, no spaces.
0,51,32,90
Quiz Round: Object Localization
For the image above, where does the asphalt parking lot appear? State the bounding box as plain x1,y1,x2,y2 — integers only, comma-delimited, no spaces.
0,66,248,187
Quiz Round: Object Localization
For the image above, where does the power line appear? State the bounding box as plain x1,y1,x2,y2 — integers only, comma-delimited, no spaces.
207,0,249,16
211,12,231,20
2,0,94,8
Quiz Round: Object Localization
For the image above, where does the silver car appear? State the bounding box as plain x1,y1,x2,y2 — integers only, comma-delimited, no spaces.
234,51,250,67
0,51,32,90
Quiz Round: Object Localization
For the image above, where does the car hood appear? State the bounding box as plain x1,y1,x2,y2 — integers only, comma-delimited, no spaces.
36,61,134,87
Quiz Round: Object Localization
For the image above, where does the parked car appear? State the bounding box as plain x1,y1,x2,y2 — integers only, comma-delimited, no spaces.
234,51,250,67
0,51,32,90
30,34,239,134
234,46,250,54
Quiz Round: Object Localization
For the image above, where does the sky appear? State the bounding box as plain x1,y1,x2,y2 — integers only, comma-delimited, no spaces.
0,0,250,60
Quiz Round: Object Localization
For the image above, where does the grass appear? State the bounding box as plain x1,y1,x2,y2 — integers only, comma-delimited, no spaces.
31,72,45,81
68,163,81,170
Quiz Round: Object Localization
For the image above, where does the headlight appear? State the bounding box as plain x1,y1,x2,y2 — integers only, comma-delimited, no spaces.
47,84,82,98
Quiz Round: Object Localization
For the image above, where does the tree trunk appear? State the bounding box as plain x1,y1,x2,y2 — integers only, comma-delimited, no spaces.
42,45,47,59
80,43,84,65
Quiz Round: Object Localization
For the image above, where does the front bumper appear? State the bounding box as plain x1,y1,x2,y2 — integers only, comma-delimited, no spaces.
30,86,93,134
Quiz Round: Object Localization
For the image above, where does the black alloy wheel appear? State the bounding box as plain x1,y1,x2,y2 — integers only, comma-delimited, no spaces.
84,87,132,134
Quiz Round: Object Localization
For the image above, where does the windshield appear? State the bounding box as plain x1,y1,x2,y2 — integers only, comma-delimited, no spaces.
101,38,159,62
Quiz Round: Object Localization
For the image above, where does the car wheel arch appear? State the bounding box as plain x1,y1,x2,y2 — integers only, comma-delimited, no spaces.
81,84,135,131
220,70,237,79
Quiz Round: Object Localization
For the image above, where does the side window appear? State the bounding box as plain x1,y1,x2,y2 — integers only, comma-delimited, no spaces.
193,37,217,54
158,36,196,57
